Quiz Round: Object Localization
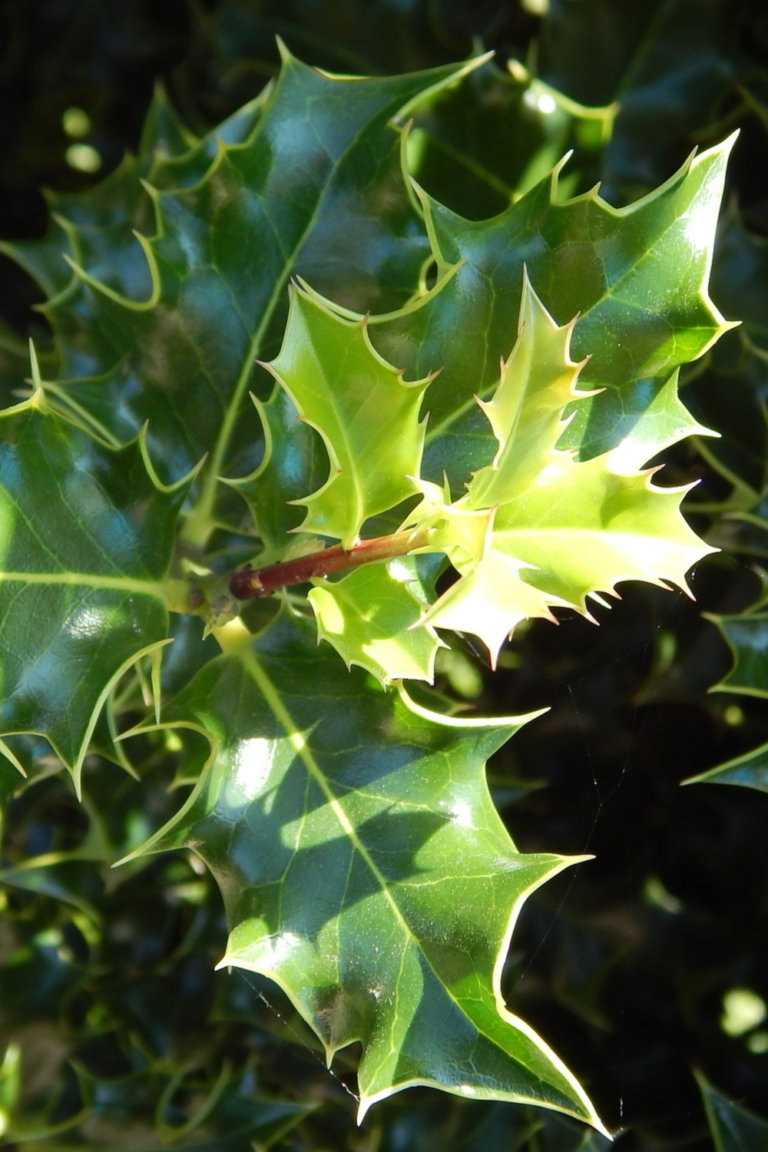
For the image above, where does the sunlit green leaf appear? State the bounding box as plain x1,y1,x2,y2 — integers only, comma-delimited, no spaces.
126,610,602,1128
308,557,443,684
406,280,714,663
262,288,430,547
373,135,734,485
0,33,740,1144
4,49,485,550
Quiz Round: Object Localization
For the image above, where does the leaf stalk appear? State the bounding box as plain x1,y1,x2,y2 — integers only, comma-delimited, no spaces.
229,528,433,599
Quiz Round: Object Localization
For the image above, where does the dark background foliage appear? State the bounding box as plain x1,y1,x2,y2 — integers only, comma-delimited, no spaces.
2,2,768,1149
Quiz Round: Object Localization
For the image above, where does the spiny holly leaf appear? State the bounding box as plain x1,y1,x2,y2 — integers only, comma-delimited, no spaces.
263,287,431,548
372,135,735,486
706,610,768,699
407,279,714,665
149,92,267,193
308,557,443,684
4,82,262,310
415,542,564,671
0,387,190,789
0,84,201,335
4,48,486,548
602,367,717,475
688,205,768,502
539,0,748,198
125,610,603,1129
0,319,47,411
681,598,768,793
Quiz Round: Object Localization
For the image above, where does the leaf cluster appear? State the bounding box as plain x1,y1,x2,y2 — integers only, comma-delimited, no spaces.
2,2,768,1151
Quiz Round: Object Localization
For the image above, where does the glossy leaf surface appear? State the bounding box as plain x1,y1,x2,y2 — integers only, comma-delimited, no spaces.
706,611,768,699
0,37,738,1140
308,558,443,684
229,386,326,560
407,57,616,219
0,393,187,784
129,610,602,1127
686,741,768,793
405,281,714,663
263,289,430,547
373,136,734,483
4,50,482,545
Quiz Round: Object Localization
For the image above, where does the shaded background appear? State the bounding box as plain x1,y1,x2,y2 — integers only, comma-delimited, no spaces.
2,2,768,1149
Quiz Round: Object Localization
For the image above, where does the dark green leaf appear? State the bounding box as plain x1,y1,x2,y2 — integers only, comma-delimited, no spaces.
698,1072,768,1152
408,57,616,220
686,740,768,792
127,609,602,1127
539,0,748,198
706,611,768,698
0,394,188,785
373,136,734,485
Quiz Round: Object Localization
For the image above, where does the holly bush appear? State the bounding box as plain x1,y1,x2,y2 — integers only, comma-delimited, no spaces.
2,3,768,1151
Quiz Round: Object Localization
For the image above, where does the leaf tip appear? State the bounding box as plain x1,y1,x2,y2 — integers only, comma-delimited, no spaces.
275,35,293,65
0,739,27,779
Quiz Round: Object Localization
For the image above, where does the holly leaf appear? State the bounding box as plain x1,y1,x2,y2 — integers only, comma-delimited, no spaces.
538,0,747,198
408,279,714,665
0,84,200,328
0,388,189,789
263,287,431,548
308,557,443,684
408,56,616,220
685,741,768,793
680,593,768,792
125,610,604,1129
705,610,768,698
605,368,717,475
225,386,327,561
688,205,768,503
697,1071,768,1152
3,49,487,548
0,319,45,412
372,134,735,485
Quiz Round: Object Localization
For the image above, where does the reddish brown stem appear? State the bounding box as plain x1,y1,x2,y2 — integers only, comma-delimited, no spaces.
229,528,431,600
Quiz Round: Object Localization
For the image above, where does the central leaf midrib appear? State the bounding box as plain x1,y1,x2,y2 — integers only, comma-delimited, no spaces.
0,571,167,596
494,523,679,539
240,644,414,943
303,360,365,537
237,643,572,1078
